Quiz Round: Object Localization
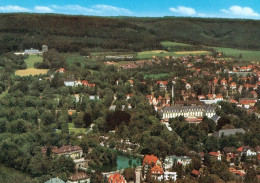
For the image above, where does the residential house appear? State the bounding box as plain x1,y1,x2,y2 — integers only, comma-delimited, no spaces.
191,169,200,177
45,177,65,183
220,78,227,86
158,172,177,181
157,81,168,90
64,79,76,87
230,82,237,90
237,146,257,156
42,145,88,170
56,68,66,73
209,151,222,161
108,173,126,183
222,147,238,162
150,165,164,181
67,172,90,183
164,155,191,169
25,48,40,54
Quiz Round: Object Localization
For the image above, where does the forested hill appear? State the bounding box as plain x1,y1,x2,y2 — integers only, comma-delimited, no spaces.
1,13,260,53
0,13,160,53
122,17,260,50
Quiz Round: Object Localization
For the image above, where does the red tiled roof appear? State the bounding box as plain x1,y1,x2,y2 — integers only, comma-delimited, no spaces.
209,151,221,157
191,169,200,176
108,173,126,183
68,172,89,181
157,81,168,85
151,165,163,175
143,155,158,166
42,145,82,154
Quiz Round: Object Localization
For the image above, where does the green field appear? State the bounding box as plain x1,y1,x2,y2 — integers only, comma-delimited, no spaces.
211,47,260,62
65,53,89,65
137,49,210,59
161,41,193,47
25,55,43,68
144,73,170,79
68,123,86,134
160,41,260,62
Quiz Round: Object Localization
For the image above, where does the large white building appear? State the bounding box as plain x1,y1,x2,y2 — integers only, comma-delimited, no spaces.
160,105,216,119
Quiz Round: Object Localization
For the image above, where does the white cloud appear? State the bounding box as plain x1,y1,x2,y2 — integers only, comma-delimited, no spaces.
221,6,259,17
51,5,98,14
0,5,30,12
93,4,132,14
34,6,53,13
169,6,196,16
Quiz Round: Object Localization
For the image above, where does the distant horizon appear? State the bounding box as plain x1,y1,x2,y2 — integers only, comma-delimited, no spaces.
1,12,260,21
0,0,260,20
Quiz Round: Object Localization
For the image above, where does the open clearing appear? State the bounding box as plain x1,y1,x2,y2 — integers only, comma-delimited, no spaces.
174,51,210,54
160,41,260,62
15,68,48,76
68,123,86,134
144,73,169,79
25,55,43,68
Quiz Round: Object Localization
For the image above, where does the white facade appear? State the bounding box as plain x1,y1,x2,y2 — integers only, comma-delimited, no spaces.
161,105,216,119
158,172,177,181
245,150,256,156
164,155,191,170
64,80,75,87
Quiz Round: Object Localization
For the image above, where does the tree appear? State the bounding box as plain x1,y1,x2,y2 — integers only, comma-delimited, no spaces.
83,113,92,128
241,153,247,163
90,171,104,183
123,167,136,182
245,165,257,183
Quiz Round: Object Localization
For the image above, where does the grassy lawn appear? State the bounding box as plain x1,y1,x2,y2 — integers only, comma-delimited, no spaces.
161,41,193,47
137,50,210,59
211,47,260,62
68,123,86,134
65,53,89,65
160,41,260,62
144,73,170,79
24,55,43,68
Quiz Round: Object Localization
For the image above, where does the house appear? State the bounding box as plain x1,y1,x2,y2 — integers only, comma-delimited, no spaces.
230,82,237,90
42,145,88,170
198,95,205,100
56,68,65,73
186,83,191,90
64,79,76,87
237,146,257,156
108,173,126,183
45,177,65,183
25,48,40,55
158,172,177,181
220,78,227,86
164,155,191,169
209,151,222,161
143,154,160,167
67,172,90,183
222,147,238,162
127,80,134,87
212,128,245,138
191,169,200,177
157,81,168,90
150,165,164,180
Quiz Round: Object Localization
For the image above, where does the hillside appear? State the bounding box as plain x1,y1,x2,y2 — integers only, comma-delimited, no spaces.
122,17,260,50
1,14,260,53
0,13,160,53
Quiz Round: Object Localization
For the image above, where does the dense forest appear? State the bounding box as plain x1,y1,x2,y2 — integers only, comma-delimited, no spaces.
0,13,260,54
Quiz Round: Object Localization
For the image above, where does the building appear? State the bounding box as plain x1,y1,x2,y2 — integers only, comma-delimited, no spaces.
150,165,164,180
237,146,257,156
157,81,168,90
164,155,191,169
160,105,216,120
45,177,65,183
25,48,40,54
64,79,76,87
158,172,177,181
209,151,222,161
213,128,245,138
222,147,238,162
108,173,126,183
42,145,88,170
42,45,48,52
67,172,90,183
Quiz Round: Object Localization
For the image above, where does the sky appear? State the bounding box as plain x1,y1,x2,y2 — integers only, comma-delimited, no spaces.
0,0,260,19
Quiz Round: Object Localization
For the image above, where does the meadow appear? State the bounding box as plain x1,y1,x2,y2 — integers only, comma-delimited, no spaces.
144,73,170,79
24,55,43,68
160,41,260,62
15,68,49,76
